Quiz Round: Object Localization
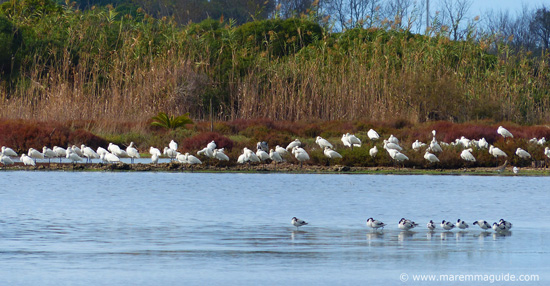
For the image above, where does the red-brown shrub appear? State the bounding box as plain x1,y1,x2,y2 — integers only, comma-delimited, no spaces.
68,129,108,149
180,132,234,152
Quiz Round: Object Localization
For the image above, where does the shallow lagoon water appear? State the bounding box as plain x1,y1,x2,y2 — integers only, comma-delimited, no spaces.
0,172,548,285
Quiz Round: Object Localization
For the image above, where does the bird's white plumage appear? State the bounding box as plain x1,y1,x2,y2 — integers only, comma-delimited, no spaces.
369,146,378,158
315,136,333,149
101,152,120,163
1,146,18,157
0,154,14,165
169,140,178,151
497,126,513,138
20,154,35,166
286,139,301,151
269,149,283,162
460,148,476,162
291,217,308,228
367,129,380,141
292,146,310,167
424,151,439,163
440,220,455,231
28,148,44,160
323,147,342,159
473,220,491,231
515,148,531,159
489,145,507,158
456,219,469,230
367,218,386,230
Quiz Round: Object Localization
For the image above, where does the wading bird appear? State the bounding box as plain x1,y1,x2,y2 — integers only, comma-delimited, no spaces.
291,217,308,229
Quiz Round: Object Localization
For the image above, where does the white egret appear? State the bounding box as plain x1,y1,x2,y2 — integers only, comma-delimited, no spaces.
28,148,44,163
544,147,550,159
478,138,489,149
151,153,159,164
460,148,476,162
424,151,440,164
81,145,100,163
515,148,531,159
20,154,35,166
71,145,84,157
388,134,399,144
197,147,215,158
458,136,471,148
369,146,378,158
244,147,260,163
184,153,202,165
497,126,513,138
169,140,178,151
367,129,380,141
275,145,288,156
1,146,18,157
237,153,247,164
346,133,362,148
150,147,162,157
176,152,187,163
412,140,425,151
256,149,270,162
383,139,402,151
269,149,283,163
292,146,310,168
513,166,519,174
163,147,177,161
0,154,14,165
489,145,507,158
53,146,67,163
341,134,351,148
286,139,301,151
184,153,202,171
213,149,230,161
101,152,120,163
387,149,408,164
323,147,342,159
126,142,140,164
96,147,108,157
291,217,308,229
108,143,122,155
429,138,443,153
315,136,333,149
42,146,56,163
207,140,217,151
66,149,84,163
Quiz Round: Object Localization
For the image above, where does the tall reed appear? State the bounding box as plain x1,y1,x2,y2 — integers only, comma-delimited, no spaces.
0,5,549,135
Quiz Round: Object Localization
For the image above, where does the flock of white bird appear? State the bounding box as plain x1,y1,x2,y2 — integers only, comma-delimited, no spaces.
292,217,513,234
1,125,550,169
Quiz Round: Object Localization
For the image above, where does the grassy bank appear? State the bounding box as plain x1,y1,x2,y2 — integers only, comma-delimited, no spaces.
1,161,549,176
1,118,550,170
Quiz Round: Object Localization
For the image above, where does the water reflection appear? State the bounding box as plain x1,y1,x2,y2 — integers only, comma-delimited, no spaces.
0,172,545,286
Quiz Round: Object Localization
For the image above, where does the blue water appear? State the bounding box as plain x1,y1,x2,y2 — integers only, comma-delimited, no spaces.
0,172,548,285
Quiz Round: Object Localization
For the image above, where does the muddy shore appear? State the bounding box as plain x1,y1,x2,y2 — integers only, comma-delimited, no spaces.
1,162,549,175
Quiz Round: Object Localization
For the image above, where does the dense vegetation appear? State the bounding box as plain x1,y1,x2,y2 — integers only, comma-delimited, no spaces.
0,0,549,132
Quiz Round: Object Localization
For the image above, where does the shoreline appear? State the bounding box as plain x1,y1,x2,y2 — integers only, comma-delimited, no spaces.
1,162,549,176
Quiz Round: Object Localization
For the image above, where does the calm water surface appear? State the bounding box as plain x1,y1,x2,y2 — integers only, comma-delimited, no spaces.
0,172,548,285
